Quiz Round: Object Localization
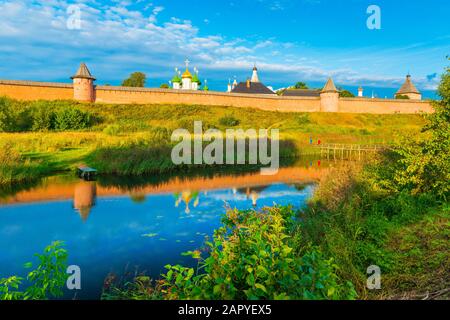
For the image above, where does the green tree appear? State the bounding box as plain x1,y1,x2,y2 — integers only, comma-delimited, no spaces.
395,94,410,99
160,83,169,89
0,96,14,132
122,72,147,87
339,90,355,98
0,97,32,132
387,63,450,199
294,82,308,89
31,102,56,131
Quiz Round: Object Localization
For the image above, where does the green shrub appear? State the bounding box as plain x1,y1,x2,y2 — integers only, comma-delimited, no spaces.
55,107,92,130
149,126,171,144
296,114,311,125
218,115,240,127
379,65,450,200
0,97,14,132
31,102,56,131
103,124,121,136
0,241,68,300
0,97,31,132
119,206,356,300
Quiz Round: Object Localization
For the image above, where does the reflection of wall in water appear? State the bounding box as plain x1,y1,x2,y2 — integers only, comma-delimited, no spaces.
73,181,97,221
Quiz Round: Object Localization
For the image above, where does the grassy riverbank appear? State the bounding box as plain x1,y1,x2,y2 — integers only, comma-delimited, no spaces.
1,66,448,300
102,66,449,300
0,97,428,186
299,162,449,299
99,159,448,300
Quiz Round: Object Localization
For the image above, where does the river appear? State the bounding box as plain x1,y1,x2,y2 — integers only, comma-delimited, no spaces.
0,160,329,299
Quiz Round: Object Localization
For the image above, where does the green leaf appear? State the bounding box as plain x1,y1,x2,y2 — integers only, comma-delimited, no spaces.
255,283,267,293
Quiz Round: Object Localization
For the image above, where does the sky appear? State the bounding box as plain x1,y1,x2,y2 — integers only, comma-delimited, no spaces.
0,0,449,98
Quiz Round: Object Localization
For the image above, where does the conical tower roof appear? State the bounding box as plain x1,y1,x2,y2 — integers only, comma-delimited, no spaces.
396,75,420,94
71,63,96,80
321,77,338,93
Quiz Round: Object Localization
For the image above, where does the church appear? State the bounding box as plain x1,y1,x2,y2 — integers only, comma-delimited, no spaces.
228,66,276,95
170,59,205,91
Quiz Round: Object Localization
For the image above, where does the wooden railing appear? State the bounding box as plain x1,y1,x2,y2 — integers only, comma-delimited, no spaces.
315,143,390,160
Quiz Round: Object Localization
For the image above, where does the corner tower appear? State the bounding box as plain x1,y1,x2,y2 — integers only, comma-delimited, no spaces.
320,77,339,112
395,75,421,100
71,63,95,102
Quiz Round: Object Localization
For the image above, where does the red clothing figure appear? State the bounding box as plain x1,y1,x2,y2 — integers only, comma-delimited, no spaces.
318,139,321,145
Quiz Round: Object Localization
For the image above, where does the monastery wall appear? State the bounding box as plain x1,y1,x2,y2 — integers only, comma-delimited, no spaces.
0,80,434,114
338,97,433,114
95,86,321,112
0,80,74,101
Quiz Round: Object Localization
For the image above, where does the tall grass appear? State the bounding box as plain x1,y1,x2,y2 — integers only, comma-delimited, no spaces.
297,158,445,298
0,144,51,186
0,96,429,183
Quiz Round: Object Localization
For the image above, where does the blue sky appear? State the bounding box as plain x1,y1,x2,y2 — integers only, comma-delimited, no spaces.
0,0,449,97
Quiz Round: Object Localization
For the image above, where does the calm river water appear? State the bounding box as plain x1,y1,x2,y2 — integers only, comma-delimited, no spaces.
0,161,328,299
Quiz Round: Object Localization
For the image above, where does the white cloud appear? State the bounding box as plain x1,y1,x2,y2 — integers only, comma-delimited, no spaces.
0,0,445,91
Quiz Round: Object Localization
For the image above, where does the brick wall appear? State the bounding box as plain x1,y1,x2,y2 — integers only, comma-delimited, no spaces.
0,80,73,101
339,97,433,114
95,86,321,112
0,80,434,114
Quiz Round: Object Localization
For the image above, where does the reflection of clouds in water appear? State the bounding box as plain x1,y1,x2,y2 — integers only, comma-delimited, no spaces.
205,185,314,202
125,222,157,233
174,232,190,237
0,179,317,299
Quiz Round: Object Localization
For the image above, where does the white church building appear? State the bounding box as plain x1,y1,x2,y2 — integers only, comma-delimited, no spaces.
170,59,202,90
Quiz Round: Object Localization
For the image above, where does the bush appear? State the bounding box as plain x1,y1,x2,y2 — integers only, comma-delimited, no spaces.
0,97,32,132
103,124,121,136
384,65,450,199
31,102,56,131
0,97,14,132
0,241,68,300
218,115,240,127
149,126,171,144
0,98,95,132
296,114,311,125
107,206,356,300
55,107,92,130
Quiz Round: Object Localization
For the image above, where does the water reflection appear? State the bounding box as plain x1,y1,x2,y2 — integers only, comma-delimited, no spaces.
0,161,330,299
1,162,329,221
73,181,97,221
174,191,200,214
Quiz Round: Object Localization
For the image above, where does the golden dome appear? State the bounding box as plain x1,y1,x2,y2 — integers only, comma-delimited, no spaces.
182,68,192,79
